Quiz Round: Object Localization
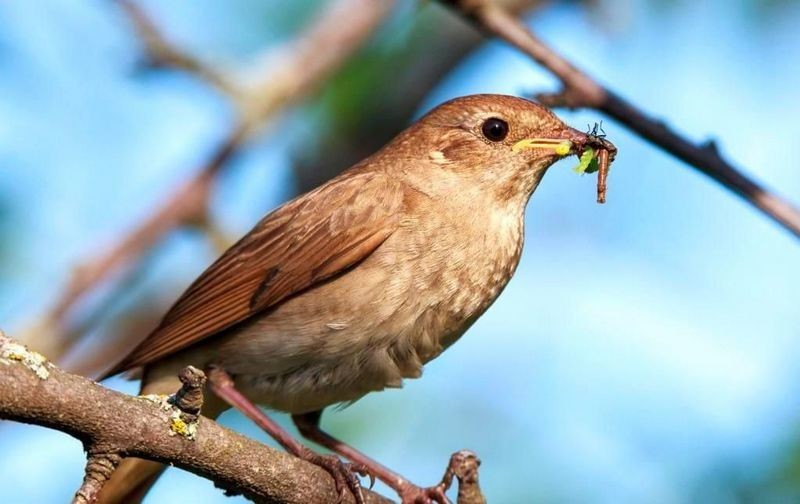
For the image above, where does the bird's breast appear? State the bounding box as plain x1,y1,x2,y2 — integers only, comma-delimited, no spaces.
212,194,527,413
425,205,524,349
381,197,526,366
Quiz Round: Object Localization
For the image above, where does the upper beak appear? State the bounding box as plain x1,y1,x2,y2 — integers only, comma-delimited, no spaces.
512,126,617,161
562,126,617,160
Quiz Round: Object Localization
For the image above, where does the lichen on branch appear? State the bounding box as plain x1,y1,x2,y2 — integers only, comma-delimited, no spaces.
0,331,393,504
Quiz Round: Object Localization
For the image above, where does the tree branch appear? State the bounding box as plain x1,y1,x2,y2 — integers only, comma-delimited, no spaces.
0,331,396,503
74,452,122,504
439,451,486,504
438,0,800,239
119,0,240,98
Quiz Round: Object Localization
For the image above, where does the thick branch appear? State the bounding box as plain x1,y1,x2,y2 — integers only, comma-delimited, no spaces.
439,0,800,239
0,332,392,504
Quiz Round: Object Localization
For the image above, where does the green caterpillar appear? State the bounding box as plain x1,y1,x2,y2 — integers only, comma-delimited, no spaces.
573,147,601,174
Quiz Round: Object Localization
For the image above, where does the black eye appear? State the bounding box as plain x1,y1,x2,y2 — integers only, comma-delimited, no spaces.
481,117,509,142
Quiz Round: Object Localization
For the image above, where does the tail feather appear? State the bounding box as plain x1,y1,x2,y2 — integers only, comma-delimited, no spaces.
96,459,165,504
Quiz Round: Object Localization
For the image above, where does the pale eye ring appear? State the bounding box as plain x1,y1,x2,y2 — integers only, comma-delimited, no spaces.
481,117,509,142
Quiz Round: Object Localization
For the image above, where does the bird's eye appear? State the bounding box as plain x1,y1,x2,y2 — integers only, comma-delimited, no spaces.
481,118,509,142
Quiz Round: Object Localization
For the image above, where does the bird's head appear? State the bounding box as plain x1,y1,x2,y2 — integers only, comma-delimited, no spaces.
389,94,615,202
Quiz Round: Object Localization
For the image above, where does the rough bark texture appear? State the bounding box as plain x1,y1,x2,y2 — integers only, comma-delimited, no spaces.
0,332,393,504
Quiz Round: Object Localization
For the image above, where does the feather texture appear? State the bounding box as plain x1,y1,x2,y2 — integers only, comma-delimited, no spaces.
108,170,403,374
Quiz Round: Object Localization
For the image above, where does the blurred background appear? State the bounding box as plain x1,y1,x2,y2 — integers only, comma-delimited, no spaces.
1,0,799,502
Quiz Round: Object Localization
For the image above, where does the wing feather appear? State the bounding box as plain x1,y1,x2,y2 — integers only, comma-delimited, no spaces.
108,171,403,374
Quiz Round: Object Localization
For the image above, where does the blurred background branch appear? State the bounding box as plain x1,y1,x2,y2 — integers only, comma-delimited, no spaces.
119,0,240,98
20,0,396,371
438,0,800,239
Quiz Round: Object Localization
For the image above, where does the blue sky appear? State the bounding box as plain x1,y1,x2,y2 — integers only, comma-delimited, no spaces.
1,0,799,502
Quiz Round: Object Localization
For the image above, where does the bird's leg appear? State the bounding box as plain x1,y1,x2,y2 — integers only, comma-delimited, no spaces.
293,410,452,504
205,367,370,504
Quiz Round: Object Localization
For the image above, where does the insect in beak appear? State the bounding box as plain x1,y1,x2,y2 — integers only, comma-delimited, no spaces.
511,127,617,203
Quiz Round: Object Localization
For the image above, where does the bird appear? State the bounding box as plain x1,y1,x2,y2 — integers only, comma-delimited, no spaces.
97,94,615,504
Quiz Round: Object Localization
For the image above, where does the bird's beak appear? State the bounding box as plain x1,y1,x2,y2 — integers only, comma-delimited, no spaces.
511,126,617,161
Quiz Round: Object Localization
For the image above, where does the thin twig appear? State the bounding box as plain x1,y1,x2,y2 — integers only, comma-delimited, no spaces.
169,365,206,419
438,450,486,504
119,0,240,98
73,452,122,504
439,0,800,239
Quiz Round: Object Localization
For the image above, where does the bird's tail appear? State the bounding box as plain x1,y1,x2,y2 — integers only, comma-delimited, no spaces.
95,458,166,504
96,369,229,503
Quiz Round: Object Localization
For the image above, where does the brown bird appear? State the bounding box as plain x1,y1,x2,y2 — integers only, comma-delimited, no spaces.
98,94,615,504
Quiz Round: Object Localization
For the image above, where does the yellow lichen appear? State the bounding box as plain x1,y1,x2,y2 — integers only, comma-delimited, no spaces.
0,341,50,379
139,393,198,440
168,412,197,439
139,394,170,406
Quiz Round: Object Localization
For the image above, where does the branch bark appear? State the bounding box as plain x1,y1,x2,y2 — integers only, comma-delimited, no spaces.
74,452,122,504
439,451,487,504
438,0,800,239
0,331,395,504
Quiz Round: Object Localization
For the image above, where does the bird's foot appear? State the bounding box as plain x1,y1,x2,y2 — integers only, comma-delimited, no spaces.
301,449,373,504
398,482,451,504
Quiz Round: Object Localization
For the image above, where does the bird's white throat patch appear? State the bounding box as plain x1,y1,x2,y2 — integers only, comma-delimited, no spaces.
428,150,449,164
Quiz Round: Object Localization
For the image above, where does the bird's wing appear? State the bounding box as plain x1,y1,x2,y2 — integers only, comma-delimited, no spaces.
109,171,403,374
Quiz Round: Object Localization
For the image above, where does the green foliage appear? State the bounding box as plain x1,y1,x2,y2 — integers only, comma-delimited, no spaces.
316,6,421,137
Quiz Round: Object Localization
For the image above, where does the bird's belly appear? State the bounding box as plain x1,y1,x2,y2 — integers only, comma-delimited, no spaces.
213,300,456,413
210,217,521,414
222,304,485,414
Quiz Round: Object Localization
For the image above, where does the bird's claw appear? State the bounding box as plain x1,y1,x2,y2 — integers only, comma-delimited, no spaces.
307,452,372,504
399,483,451,504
